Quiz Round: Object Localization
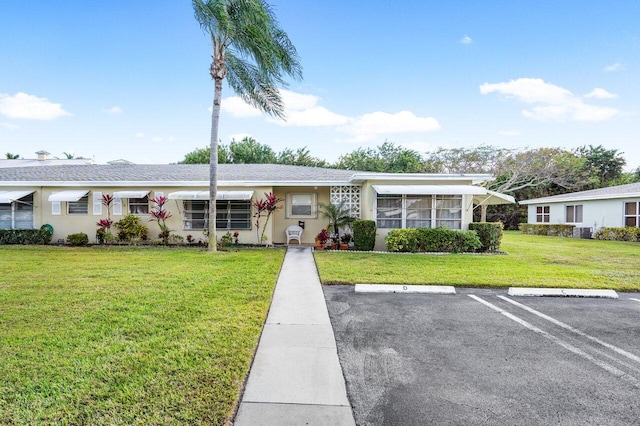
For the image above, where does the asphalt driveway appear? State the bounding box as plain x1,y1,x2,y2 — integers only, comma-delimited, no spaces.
323,287,640,426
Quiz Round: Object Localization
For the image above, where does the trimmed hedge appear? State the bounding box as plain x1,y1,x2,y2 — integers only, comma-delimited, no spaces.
0,228,53,245
385,228,482,253
353,220,376,251
594,227,640,242
469,222,504,252
67,233,89,246
519,223,574,237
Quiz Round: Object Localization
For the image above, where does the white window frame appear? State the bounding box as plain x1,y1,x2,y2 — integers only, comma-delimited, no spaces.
624,201,640,228
286,193,317,219
183,200,208,231
216,200,251,230
68,195,89,215
376,194,462,230
536,205,550,223
565,204,583,223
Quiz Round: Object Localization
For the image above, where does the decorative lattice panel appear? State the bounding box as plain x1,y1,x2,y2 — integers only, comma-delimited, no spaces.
330,185,361,218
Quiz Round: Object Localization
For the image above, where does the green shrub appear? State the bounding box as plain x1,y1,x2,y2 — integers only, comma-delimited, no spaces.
114,214,149,242
386,228,481,253
469,222,504,252
67,233,89,246
594,227,640,242
0,228,53,245
353,220,376,251
219,231,233,248
519,224,574,237
385,229,418,252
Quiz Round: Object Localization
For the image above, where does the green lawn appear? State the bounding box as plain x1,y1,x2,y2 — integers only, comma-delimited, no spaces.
0,246,284,425
315,232,640,291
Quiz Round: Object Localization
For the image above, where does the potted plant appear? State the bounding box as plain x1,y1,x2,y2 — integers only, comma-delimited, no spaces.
340,233,352,250
315,228,330,250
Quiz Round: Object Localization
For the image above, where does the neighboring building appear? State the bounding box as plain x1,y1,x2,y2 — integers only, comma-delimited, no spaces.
520,182,640,234
0,150,93,168
0,163,514,249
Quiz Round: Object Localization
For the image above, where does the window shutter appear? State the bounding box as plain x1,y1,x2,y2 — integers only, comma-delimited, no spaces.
113,198,123,216
93,192,102,215
52,201,61,216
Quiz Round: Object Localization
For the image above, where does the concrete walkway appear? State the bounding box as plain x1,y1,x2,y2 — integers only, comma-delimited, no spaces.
234,246,356,426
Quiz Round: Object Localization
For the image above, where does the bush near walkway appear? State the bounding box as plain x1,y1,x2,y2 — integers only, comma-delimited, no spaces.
0,246,284,425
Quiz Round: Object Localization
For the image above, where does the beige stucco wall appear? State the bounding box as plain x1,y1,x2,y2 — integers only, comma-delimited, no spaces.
36,186,273,245
271,186,332,245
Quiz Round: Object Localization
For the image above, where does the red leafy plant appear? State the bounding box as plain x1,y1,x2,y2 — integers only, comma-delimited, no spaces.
253,192,283,245
149,196,172,244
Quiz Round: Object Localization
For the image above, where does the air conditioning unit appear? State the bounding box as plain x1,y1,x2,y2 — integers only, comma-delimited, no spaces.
572,227,592,239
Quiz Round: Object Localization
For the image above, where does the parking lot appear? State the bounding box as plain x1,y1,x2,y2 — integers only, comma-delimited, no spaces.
324,287,640,426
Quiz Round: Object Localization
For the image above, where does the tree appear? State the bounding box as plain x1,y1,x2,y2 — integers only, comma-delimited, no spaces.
5,153,20,159
276,146,327,167
179,145,230,164
574,145,626,188
192,0,301,250
229,137,276,163
335,141,424,173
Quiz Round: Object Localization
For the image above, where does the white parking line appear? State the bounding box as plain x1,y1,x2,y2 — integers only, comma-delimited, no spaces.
498,295,640,366
630,298,640,304
468,295,640,388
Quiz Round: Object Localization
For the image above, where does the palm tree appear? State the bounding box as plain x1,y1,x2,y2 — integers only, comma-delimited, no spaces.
192,0,302,250
5,153,20,159
318,200,354,239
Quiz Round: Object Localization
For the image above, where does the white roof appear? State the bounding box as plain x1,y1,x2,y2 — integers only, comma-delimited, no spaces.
520,182,640,205
0,190,34,203
48,190,89,202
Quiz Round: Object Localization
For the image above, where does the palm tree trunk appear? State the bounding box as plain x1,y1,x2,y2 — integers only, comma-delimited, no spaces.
208,77,222,251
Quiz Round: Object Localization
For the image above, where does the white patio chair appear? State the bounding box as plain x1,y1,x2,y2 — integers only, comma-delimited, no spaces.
285,225,303,245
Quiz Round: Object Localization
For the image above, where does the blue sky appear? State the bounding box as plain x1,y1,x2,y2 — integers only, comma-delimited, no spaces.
1,1,639,169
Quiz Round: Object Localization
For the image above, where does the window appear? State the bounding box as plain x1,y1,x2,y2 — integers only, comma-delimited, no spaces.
129,196,149,215
625,202,640,227
68,195,89,215
435,195,462,229
376,194,461,229
183,201,208,230
182,200,252,230
1,194,34,229
216,200,251,230
565,205,583,223
536,206,550,223
286,193,317,218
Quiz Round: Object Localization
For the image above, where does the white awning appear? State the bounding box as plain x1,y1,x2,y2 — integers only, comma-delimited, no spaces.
372,185,487,195
0,190,34,203
113,190,150,199
48,190,89,202
168,190,254,201
473,190,516,206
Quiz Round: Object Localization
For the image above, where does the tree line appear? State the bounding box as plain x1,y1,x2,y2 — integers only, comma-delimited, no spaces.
180,138,638,229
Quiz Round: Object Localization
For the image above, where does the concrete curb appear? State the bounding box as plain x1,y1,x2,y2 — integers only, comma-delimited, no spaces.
355,284,456,294
508,287,619,299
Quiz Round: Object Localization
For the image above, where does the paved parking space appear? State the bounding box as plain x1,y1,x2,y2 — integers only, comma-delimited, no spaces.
324,286,640,426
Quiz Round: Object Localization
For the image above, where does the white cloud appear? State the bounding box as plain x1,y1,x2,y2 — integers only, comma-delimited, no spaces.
221,96,262,117
498,130,521,137
460,35,473,44
104,106,122,115
340,111,441,142
603,62,622,72
135,132,145,138
0,92,71,120
1,122,19,130
480,78,620,122
584,88,618,99
229,133,252,141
